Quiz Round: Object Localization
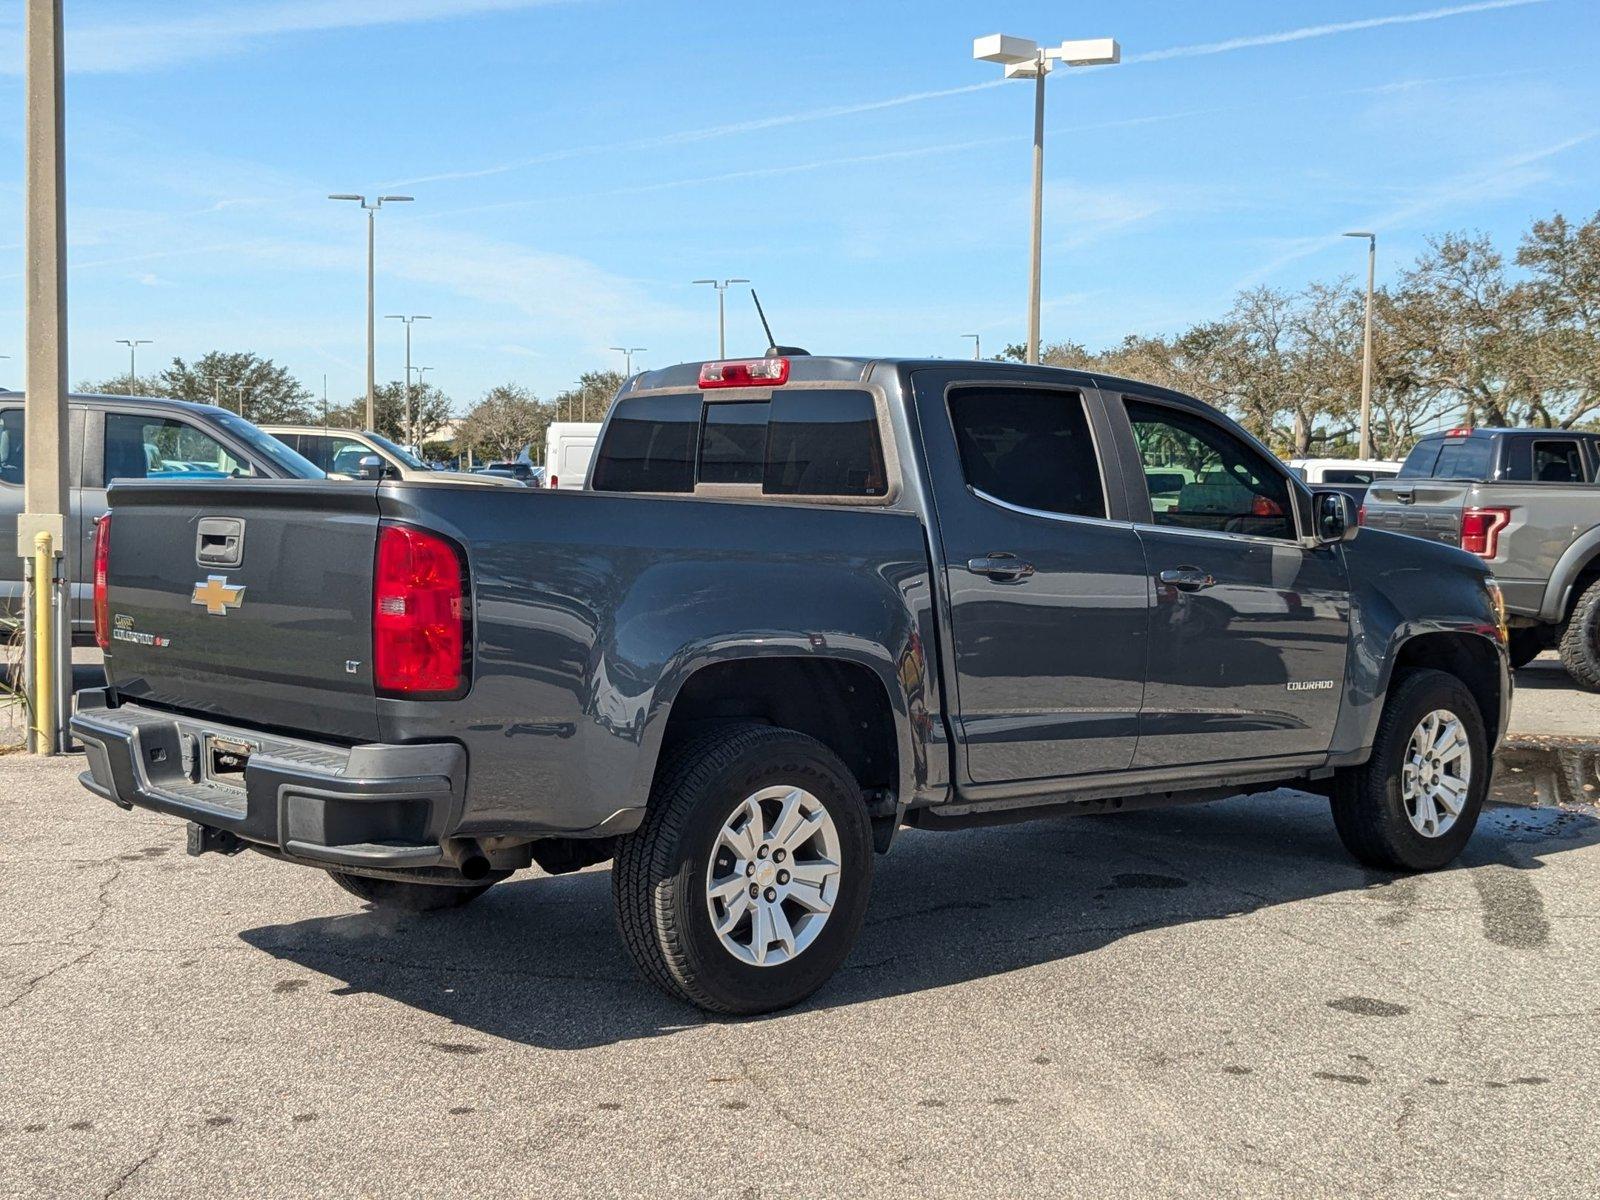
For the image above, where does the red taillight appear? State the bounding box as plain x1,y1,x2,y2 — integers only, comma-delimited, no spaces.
1357,504,1367,526
93,515,112,651
373,523,468,696
549,476,557,488
1460,506,1511,559
698,357,790,388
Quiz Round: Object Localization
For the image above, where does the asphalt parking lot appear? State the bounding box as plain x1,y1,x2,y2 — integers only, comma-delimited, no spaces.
2,659,1598,1198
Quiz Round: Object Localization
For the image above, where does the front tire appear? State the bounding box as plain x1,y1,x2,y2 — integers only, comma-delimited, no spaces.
1558,577,1600,691
327,870,494,912
1330,668,1489,871
612,724,874,1015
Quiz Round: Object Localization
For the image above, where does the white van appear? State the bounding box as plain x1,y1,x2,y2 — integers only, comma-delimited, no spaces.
545,422,602,490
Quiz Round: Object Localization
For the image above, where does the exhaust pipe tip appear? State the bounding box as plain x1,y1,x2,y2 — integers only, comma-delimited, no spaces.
459,853,491,882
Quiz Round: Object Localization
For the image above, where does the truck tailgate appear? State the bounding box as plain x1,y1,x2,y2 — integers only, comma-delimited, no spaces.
101,480,382,741
1361,479,1469,546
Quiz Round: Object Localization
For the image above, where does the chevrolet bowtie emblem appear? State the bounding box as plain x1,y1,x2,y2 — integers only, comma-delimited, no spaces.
191,575,246,616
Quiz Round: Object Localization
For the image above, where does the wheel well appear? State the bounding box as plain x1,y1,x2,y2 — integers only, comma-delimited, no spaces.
1564,559,1600,622
660,657,898,794
1389,633,1503,746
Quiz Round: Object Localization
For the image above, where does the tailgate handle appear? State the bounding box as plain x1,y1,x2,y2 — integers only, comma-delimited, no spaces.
196,517,245,568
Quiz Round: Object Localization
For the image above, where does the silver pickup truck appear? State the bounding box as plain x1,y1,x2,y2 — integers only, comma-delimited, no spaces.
1361,427,1600,686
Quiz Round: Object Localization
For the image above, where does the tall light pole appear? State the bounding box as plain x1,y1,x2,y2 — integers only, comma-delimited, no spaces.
692,279,749,358
24,0,71,754
330,193,413,430
115,337,151,389
962,333,981,360
1344,231,1377,459
412,365,433,445
973,33,1121,365
386,313,430,445
609,346,646,376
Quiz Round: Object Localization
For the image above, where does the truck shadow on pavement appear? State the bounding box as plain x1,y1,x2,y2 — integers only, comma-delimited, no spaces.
240,753,1600,1052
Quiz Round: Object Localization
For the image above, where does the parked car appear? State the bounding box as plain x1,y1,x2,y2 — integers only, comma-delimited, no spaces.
260,426,522,488
73,356,1509,1015
482,460,544,486
544,421,601,489
1288,457,1402,505
1361,427,1600,683
0,390,321,636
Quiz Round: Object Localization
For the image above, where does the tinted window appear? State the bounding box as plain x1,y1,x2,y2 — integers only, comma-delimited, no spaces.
592,389,886,497
590,395,698,492
1532,440,1584,483
948,387,1106,519
1398,439,1443,478
104,413,254,482
0,409,23,485
1431,437,1493,480
1323,469,1380,485
766,391,886,497
1125,399,1294,540
699,401,769,485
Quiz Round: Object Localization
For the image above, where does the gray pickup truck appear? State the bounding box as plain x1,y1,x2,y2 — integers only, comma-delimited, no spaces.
71,357,1510,1014
1361,427,1600,687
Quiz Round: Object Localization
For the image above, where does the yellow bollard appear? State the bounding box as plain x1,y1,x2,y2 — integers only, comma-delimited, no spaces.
32,529,54,755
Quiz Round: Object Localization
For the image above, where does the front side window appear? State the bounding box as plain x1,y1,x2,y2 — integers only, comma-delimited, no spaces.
947,386,1106,519
0,409,23,485
1532,440,1584,483
324,436,379,476
104,413,254,483
1125,399,1294,540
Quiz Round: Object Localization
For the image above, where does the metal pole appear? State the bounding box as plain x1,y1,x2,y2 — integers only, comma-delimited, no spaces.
1360,235,1376,459
365,207,376,431
717,286,726,359
1027,53,1047,365
403,320,412,446
23,0,70,756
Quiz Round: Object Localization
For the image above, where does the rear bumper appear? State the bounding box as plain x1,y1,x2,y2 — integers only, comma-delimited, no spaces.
70,692,466,870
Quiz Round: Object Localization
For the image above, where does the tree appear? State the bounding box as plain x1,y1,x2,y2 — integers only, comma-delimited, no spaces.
457,384,551,462
156,352,315,424
73,372,166,397
550,370,625,423
1516,210,1600,429
326,380,454,445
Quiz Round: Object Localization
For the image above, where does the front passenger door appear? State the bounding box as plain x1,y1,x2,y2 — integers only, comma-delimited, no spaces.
1118,396,1349,768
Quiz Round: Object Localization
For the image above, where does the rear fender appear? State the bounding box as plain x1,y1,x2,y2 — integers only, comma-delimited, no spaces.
1538,526,1600,623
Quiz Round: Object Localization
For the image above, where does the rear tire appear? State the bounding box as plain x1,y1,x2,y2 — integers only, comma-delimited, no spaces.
612,724,874,1015
1330,668,1488,871
327,870,493,912
1557,578,1600,691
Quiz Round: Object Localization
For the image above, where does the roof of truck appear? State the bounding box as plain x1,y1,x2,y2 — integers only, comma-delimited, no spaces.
0,390,230,415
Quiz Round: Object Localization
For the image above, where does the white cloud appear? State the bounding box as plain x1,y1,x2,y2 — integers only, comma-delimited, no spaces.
0,1,573,74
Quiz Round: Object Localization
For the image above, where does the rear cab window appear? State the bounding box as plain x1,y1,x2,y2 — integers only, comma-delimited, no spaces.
591,389,888,500
1399,435,1493,481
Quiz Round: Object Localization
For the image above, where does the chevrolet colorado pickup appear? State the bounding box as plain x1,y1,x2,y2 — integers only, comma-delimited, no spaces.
1361,427,1600,686
72,356,1511,1014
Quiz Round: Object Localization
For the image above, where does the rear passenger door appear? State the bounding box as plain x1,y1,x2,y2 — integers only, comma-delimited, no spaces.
1112,394,1349,768
910,371,1150,785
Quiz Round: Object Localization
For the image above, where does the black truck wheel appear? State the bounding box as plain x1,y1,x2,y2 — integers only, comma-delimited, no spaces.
612,724,874,1015
1330,668,1489,871
327,870,493,912
1557,577,1600,691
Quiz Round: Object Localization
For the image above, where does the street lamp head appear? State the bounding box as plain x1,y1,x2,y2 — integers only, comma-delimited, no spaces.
727,278,750,286
378,195,414,203
328,193,363,202
1344,231,1375,240
1049,38,1121,66
692,278,716,286
974,33,1038,64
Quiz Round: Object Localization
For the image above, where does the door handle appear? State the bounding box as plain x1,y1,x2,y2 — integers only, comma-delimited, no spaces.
966,553,1035,582
1159,566,1215,592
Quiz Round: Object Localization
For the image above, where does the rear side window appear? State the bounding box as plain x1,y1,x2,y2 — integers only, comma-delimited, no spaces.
1532,440,1585,483
947,387,1106,519
0,409,23,485
591,390,886,498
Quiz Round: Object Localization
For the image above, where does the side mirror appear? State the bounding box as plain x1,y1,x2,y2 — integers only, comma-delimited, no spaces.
355,454,387,482
1312,490,1360,545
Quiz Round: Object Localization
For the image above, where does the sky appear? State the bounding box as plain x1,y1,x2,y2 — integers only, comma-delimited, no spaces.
0,0,1596,409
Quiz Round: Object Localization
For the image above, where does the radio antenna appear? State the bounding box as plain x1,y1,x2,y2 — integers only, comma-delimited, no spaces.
750,290,809,358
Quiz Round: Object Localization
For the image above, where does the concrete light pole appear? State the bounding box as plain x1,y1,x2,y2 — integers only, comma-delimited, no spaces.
411,365,433,446
973,33,1121,365
1344,231,1377,459
962,333,981,360
609,346,646,376
23,0,71,754
330,193,413,430
386,314,430,445
115,337,151,390
692,279,750,359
